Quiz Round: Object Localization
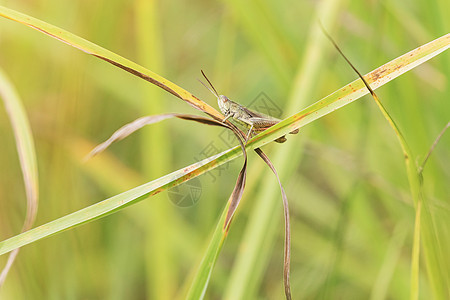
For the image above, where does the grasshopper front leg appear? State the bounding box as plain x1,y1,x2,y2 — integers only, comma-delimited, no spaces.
222,114,231,123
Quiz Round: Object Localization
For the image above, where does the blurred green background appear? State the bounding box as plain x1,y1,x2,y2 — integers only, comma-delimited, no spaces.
0,0,448,299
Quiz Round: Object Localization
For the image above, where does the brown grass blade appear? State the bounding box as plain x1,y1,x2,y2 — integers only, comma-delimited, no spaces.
179,115,249,232
223,148,247,231
254,148,291,300
86,113,234,160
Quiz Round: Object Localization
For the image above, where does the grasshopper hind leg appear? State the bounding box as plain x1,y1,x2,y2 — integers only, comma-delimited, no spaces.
245,124,254,142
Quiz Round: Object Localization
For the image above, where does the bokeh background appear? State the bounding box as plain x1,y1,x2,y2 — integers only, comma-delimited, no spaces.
0,0,449,299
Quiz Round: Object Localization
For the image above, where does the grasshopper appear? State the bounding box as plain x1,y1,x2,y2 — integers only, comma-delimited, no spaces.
199,71,299,143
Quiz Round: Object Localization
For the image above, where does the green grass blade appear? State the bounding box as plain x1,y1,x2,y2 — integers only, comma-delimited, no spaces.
0,148,238,256
185,208,228,300
411,202,422,300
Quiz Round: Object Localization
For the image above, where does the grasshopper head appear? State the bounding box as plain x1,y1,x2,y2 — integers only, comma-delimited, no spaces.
218,95,231,115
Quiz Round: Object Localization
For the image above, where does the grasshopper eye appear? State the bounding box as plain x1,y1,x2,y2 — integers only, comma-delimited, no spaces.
219,95,229,102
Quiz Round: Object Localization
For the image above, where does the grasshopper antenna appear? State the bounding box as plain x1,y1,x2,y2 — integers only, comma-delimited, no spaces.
198,70,220,98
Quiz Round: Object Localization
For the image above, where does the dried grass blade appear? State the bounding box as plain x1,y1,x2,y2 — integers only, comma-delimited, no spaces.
223,130,248,230
0,68,39,286
86,113,231,159
254,148,291,300
223,156,247,231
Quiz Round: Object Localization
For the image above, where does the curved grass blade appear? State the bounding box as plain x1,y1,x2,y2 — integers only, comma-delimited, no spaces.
86,113,237,159
0,6,223,121
254,148,291,300
0,68,38,286
322,27,450,300
224,140,247,230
